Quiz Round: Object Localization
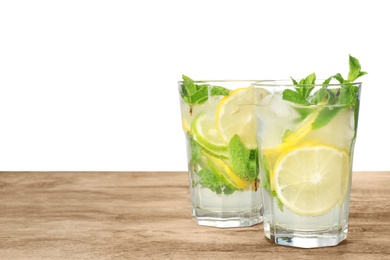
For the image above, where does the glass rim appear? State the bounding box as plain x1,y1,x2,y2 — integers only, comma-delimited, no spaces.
251,80,362,87
177,79,270,84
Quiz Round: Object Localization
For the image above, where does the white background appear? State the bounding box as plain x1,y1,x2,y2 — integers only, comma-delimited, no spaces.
0,0,388,171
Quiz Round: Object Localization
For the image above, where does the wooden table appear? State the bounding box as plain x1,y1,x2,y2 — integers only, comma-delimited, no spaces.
0,171,389,259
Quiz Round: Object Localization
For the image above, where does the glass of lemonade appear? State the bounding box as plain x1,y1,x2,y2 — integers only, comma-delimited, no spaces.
178,76,264,228
253,79,362,247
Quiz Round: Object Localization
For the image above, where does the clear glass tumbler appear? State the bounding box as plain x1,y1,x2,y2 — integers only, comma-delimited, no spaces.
253,80,362,247
178,77,264,228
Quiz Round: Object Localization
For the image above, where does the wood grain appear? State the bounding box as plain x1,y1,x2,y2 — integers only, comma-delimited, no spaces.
0,171,389,259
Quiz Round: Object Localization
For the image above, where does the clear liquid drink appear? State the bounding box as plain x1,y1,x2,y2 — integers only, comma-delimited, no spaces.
253,81,362,247
178,77,264,228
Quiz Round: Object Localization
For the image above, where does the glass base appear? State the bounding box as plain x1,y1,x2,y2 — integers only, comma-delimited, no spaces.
263,222,347,248
192,207,262,228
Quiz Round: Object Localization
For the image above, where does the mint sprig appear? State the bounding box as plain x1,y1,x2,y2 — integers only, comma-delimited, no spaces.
282,55,367,130
282,73,316,106
180,75,230,106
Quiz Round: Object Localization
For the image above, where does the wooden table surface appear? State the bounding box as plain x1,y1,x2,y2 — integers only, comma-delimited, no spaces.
0,171,389,260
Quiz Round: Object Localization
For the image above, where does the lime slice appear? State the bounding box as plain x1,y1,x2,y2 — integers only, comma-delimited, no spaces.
191,113,229,158
201,150,254,190
216,87,267,149
273,144,350,216
193,138,229,160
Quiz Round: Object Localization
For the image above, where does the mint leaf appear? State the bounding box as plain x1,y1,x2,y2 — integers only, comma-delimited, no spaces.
294,107,313,121
198,168,223,195
228,134,258,181
322,76,333,85
312,106,343,130
333,73,345,83
189,87,208,105
283,73,316,105
310,87,328,105
229,134,250,178
180,75,207,105
211,85,230,96
339,83,359,108
294,73,316,99
190,135,201,165
181,75,198,97
303,73,316,85
223,185,235,195
180,75,230,106
282,89,311,105
326,88,339,105
348,54,368,82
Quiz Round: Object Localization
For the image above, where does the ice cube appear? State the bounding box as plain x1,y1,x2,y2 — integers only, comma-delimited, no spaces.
271,93,292,118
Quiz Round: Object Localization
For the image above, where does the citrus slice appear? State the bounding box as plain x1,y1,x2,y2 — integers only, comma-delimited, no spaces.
216,87,267,149
262,140,318,190
191,113,229,158
181,115,191,133
201,150,253,190
273,144,350,216
180,101,192,133
259,111,319,186
193,138,229,160
266,112,318,156
192,113,228,150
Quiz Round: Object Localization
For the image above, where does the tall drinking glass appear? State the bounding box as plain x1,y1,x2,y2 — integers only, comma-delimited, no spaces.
178,78,264,228
253,80,361,247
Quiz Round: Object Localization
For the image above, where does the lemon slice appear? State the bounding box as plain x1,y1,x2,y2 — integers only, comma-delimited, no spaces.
273,144,350,216
267,112,318,156
216,87,267,149
201,150,253,190
262,140,318,190
181,115,191,133
180,101,192,133
260,112,319,187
